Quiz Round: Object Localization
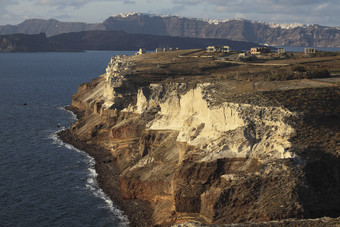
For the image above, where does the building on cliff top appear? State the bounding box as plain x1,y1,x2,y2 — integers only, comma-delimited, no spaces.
156,47,179,53
206,46,231,53
304,48,316,54
136,48,146,55
251,47,271,54
277,48,286,54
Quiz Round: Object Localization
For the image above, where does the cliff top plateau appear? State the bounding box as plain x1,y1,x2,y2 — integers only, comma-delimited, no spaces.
59,49,340,226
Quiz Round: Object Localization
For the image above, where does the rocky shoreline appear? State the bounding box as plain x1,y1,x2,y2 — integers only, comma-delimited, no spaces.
58,107,153,227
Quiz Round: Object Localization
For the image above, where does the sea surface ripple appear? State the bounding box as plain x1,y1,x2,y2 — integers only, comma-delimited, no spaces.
0,51,134,226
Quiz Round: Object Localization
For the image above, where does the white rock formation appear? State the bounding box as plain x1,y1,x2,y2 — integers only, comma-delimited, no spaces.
103,55,132,108
135,83,296,162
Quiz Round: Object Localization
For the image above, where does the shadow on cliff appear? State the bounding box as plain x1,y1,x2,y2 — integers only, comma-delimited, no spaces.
292,105,340,218
297,151,340,218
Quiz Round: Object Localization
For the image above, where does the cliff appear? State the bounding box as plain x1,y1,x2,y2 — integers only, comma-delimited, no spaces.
60,50,340,226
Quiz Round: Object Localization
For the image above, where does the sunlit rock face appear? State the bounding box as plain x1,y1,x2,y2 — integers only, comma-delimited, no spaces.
135,83,296,163
103,55,136,109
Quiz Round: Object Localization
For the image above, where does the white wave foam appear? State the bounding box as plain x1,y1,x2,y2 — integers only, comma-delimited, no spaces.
48,117,129,225
85,167,129,225
84,154,129,225
57,106,77,121
48,127,66,147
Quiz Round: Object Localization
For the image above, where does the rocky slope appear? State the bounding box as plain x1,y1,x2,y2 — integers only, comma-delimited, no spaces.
60,50,340,226
1,13,339,47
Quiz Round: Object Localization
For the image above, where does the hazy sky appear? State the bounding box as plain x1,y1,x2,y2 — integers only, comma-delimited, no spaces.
1,0,339,27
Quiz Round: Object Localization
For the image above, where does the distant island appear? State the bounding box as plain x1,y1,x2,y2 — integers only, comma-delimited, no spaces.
0,13,339,47
0,31,262,52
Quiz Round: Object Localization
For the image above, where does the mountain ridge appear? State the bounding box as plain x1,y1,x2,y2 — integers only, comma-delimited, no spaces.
0,18,105,37
0,13,339,47
112,12,332,29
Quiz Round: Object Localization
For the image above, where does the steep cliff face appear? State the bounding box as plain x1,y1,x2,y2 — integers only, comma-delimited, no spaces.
66,51,340,226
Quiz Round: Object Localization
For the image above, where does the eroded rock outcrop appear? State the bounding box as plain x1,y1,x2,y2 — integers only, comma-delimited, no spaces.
65,51,340,226
137,83,296,162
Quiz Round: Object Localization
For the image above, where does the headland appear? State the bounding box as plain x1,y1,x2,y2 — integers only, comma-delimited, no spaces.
59,49,340,226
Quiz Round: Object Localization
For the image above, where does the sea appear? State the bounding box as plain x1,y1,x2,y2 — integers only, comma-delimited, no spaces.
0,51,135,227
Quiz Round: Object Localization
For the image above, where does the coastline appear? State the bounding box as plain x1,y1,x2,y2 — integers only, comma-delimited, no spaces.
57,107,153,227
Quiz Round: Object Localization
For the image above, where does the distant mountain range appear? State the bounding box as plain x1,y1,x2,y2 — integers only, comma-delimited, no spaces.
0,19,105,37
0,13,339,47
0,31,260,52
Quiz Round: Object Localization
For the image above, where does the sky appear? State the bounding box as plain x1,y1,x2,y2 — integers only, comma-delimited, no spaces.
0,0,339,27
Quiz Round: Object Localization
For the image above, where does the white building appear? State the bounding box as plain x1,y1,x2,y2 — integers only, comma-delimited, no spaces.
277,48,286,53
136,48,146,55
304,48,316,54
250,47,271,54
206,46,231,53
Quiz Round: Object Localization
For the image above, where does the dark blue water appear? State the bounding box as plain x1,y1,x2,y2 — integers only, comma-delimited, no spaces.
0,51,135,226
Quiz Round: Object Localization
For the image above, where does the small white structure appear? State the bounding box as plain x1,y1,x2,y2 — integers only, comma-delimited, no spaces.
304,48,316,54
277,48,286,54
220,46,231,52
136,48,146,55
206,46,217,52
206,45,231,53
251,47,271,54
156,47,178,53
237,52,251,61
